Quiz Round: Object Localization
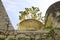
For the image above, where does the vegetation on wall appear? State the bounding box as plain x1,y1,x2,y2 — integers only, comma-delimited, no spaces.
44,25,57,40
19,6,44,22
18,37,28,40
8,38,16,40
17,6,44,30
0,38,5,40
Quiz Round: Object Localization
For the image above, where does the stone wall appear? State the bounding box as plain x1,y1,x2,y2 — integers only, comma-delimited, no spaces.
0,30,53,40
0,0,60,40
0,0,14,31
0,0,53,40
45,1,60,40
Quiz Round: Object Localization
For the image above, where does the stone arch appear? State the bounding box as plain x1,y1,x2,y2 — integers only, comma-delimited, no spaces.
45,1,60,27
18,19,44,30
45,1,60,40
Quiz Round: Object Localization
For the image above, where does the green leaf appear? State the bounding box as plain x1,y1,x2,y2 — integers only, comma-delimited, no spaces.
19,6,43,21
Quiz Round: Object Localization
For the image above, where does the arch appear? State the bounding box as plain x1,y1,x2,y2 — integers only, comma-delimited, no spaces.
45,1,60,27
45,1,60,40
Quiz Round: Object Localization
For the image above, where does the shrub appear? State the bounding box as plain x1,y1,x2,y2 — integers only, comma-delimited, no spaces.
18,37,28,40
0,38,5,40
8,38,16,40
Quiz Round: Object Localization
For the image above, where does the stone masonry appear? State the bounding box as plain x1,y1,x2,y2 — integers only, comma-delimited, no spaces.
0,0,14,40
45,1,60,40
0,0,60,40
0,0,14,30
0,0,52,40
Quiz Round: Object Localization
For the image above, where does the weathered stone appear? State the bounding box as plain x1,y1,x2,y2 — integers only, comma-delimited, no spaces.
1,0,60,40
0,0,14,30
45,1,60,40
18,19,44,30
45,1,60,28
0,0,14,39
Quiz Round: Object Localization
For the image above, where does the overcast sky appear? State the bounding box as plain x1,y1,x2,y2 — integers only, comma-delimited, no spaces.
2,0,60,30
